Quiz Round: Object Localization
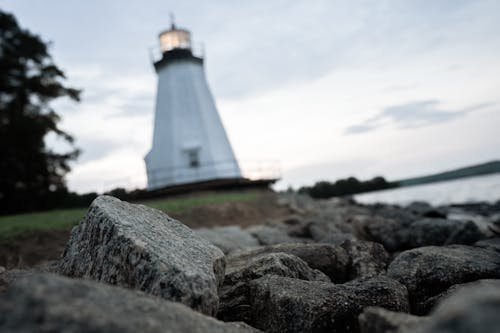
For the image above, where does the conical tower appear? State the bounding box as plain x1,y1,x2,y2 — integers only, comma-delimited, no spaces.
145,22,242,190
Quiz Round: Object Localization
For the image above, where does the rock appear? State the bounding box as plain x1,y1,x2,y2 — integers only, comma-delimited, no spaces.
218,252,329,322
361,216,410,252
248,275,409,333
0,273,261,333
277,215,313,238
56,195,226,315
407,218,484,248
341,240,390,279
370,204,418,227
227,243,350,283
246,225,309,245
416,279,500,315
195,226,259,254
409,280,500,333
474,237,500,253
387,245,500,312
406,202,447,218
0,267,6,294
358,306,427,333
309,221,356,245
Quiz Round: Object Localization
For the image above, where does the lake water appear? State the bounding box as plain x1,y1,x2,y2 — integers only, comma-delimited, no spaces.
355,173,500,206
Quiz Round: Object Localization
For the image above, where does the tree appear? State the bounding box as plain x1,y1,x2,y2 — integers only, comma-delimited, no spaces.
0,10,80,214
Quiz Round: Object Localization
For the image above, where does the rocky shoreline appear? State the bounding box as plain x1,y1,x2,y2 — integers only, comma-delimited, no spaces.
1,194,499,332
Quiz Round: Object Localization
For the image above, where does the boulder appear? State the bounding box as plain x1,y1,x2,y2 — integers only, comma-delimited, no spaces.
248,275,409,333
341,240,390,279
195,226,259,254
358,306,427,333
406,202,447,218
0,273,261,333
246,225,309,245
408,280,500,333
0,266,6,294
370,205,418,227
416,279,500,315
361,216,409,252
227,243,350,283
387,245,500,312
474,237,500,253
56,195,226,315
407,218,484,248
309,221,356,245
218,252,329,322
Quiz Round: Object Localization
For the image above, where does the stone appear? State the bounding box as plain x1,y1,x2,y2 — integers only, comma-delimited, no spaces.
387,245,500,312
248,275,409,333
56,195,226,315
370,205,418,227
309,221,356,245
358,306,427,333
361,216,409,252
408,280,500,333
195,226,259,254
218,252,329,322
227,243,350,283
0,273,261,333
246,225,308,245
341,240,390,279
406,202,447,218
407,218,484,248
416,279,500,315
474,237,500,253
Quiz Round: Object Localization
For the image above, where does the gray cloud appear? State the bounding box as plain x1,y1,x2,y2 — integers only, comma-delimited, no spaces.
345,100,492,135
75,138,122,163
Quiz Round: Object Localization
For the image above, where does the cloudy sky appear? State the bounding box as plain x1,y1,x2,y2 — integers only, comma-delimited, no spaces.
2,0,500,193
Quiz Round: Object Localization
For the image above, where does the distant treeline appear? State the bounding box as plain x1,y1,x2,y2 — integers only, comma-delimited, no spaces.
298,176,399,199
398,160,500,187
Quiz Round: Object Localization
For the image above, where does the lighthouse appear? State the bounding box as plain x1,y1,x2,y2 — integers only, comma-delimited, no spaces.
145,22,242,190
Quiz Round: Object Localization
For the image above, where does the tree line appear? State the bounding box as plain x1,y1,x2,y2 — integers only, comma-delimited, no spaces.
298,176,399,199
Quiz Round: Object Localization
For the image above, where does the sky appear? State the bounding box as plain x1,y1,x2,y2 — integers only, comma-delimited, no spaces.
2,0,500,193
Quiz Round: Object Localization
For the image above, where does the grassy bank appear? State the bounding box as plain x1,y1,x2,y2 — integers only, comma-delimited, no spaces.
0,190,261,244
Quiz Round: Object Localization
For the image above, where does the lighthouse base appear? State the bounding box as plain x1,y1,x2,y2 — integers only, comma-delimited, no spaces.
146,177,278,197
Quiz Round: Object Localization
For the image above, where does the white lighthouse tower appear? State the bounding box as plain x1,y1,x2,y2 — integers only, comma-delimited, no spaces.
145,21,242,190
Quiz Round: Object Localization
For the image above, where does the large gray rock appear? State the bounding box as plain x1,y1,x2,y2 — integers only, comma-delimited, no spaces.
358,307,427,333
195,226,259,254
408,280,500,333
415,279,500,315
309,221,356,245
218,252,329,322
248,275,409,333
341,240,390,279
388,245,500,312
407,218,484,248
246,225,309,245
228,243,350,283
0,273,261,333
56,195,226,315
474,237,500,253
359,216,410,252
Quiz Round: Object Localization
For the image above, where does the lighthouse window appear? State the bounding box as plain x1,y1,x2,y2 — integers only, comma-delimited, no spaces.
187,150,200,168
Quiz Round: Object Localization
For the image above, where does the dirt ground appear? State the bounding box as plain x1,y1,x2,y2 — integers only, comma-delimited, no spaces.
0,191,291,269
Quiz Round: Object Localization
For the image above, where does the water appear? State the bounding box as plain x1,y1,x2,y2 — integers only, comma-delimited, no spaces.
355,173,500,206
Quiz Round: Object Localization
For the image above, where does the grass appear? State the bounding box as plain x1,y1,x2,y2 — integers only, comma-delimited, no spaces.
0,190,261,244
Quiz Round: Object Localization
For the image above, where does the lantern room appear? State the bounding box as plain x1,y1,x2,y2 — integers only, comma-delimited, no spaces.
159,24,192,52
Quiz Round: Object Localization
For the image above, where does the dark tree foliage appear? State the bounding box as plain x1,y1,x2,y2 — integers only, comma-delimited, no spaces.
298,176,399,199
0,10,80,214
